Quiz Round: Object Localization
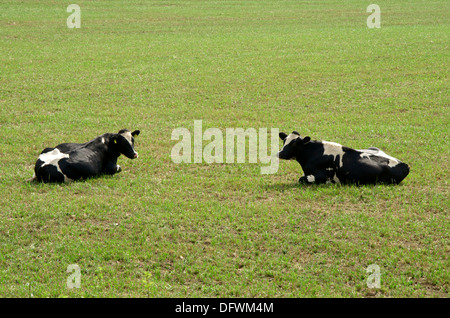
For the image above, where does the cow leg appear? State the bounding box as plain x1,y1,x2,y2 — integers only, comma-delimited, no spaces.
104,160,121,175
104,165,121,175
299,171,328,184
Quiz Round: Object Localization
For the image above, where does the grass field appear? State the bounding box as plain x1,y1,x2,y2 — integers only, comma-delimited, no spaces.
0,0,448,297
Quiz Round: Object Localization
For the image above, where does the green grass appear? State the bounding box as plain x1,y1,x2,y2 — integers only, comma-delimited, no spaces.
0,0,448,297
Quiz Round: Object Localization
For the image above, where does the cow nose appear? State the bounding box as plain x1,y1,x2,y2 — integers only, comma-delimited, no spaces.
133,152,138,159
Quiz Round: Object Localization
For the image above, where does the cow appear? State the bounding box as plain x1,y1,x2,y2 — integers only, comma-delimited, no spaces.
277,131,410,185
31,129,140,183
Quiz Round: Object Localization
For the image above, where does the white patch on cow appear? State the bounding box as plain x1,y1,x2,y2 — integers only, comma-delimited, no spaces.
101,137,105,144
306,175,315,183
388,159,399,167
38,148,71,180
376,150,400,167
278,133,301,159
120,131,133,146
359,149,399,167
322,141,345,168
285,133,300,146
279,133,300,153
39,149,69,167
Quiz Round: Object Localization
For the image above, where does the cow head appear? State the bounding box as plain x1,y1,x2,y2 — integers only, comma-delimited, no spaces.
277,131,311,160
111,129,140,159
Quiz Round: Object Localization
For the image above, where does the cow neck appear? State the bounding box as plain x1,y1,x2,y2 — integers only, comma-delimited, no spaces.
103,135,121,158
294,141,316,167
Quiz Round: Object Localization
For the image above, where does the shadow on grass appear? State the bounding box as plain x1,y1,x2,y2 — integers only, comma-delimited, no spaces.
264,181,401,193
263,182,302,192
24,173,118,187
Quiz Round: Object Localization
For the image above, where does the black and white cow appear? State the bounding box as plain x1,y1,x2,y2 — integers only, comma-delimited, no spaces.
278,131,410,185
31,129,140,183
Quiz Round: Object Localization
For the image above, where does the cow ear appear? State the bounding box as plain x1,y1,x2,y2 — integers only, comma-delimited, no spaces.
302,136,311,144
279,132,287,140
132,130,140,137
111,135,118,144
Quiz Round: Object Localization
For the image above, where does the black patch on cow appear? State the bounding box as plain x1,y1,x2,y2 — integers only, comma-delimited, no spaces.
36,164,65,183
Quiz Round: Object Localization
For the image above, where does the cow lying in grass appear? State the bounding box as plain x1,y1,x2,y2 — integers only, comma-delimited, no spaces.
31,129,140,183
278,131,410,185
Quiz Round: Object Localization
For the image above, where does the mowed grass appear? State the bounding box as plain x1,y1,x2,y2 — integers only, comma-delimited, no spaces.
0,0,448,297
